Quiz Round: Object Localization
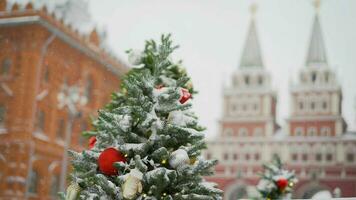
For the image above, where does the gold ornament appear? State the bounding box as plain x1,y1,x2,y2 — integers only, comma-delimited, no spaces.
65,183,81,200
122,88,127,95
189,157,197,165
185,80,193,90
161,159,167,164
122,168,143,199
289,182,294,187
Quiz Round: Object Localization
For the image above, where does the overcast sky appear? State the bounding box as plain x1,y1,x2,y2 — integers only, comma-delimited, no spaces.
88,0,356,138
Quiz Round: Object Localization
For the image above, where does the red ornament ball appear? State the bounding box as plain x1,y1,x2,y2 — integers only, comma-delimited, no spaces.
98,147,126,175
276,178,289,190
179,88,191,104
88,136,97,149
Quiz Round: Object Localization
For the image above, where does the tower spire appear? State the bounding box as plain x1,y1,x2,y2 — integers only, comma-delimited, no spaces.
239,3,263,68
306,0,327,66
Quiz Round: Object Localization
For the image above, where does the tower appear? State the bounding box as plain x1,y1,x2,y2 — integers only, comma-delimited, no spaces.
220,5,278,138
287,1,347,136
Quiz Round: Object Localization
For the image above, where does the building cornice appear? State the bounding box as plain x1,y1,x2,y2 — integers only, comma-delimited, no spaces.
0,11,129,77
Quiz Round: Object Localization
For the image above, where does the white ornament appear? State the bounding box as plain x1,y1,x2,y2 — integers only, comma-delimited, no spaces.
122,168,143,199
128,50,144,65
169,149,189,169
65,183,81,200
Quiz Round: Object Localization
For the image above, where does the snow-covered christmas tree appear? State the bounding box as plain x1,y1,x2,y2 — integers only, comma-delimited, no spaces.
256,156,297,200
61,34,222,200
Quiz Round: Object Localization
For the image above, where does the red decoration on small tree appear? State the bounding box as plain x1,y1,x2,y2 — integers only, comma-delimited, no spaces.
98,147,126,175
179,88,191,104
89,136,96,149
276,178,288,190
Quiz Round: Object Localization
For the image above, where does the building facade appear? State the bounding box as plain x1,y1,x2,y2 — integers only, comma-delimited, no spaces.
0,1,127,199
205,5,356,200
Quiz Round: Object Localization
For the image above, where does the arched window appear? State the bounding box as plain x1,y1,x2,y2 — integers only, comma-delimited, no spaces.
1,58,12,76
43,65,50,82
28,169,39,194
79,121,88,146
322,101,328,110
253,128,263,137
320,127,331,136
310,102,315,110
56,119,65,140
299,102,304,110
238,128,248,137
0,104,6,128
258,76,263,85
307,127,317,136
85,76,94,102
50,174,60,197
311,72,317,83
325,72,329,82
244,76,250,85
35,110,45,132
224,128,234,136
294,127,304,136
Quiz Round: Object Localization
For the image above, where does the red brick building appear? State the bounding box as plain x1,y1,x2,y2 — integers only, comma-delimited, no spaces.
206,4,356,199
0,1,127,199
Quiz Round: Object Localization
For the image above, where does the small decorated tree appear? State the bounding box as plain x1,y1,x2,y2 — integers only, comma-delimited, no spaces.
61,34,222,200
256,156,297,200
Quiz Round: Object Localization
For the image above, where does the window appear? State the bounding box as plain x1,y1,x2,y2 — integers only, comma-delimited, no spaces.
292,153,298,161
0,104,6,127
315,153,322,161
254,128,263,136
244,76,250,85
322,101,328,110
245,154,250,161
302,154,308,161
307,127,317,136
36,110,45,132
28,169,39,194
1,58,11,75
294,127,304,136
233,153,238,161
299,102,304,110
224,153,229,160
43,65,50,82
326,153,333,161
56,119,65,140
258,76,263,85
320,127,331,136
206,153,211,160
224,128,233,136
50,174,60,197
238,128,248,137
85,77,94,102
311,72,317,83
254,153,260,161
79,121,88,146
346,153,354,162
311,102,315,110
325,72,329,82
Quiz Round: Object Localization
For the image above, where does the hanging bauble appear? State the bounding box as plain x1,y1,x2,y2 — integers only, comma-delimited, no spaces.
276,178,288,191
122,168,143,199
179,88,191,104
65,182,81,200
98,147,126,175
128,50,144,65
169,149,189,168
88,136,96,149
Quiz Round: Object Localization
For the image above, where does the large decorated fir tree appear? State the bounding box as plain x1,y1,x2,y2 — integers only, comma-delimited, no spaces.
256,156,297,200
61,34,222,200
